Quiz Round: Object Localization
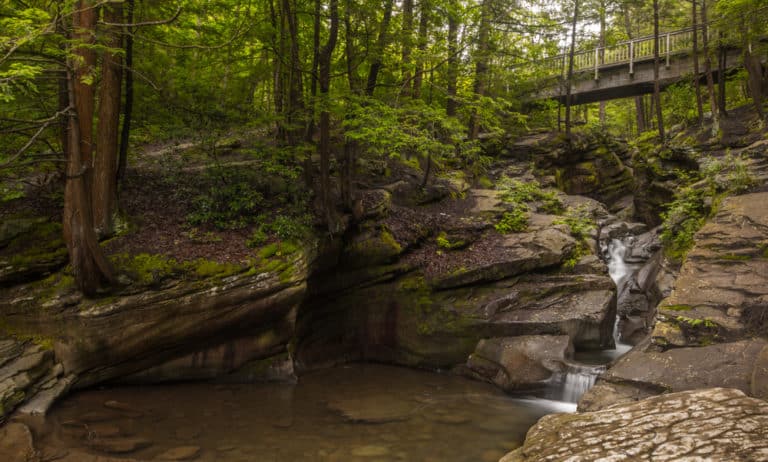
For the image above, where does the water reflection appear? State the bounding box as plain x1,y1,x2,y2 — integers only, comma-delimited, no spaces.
38,364,574,462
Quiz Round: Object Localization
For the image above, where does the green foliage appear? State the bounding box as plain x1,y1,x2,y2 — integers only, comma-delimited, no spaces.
554,206,596,269
663,83,699,127
435,232,466,250
246,213,312,248
495,207,529,234
661,152,757,261
187,167,265,230
554,206,595,241
497,177,564,214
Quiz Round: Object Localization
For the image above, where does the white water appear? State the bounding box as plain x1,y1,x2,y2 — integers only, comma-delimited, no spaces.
606,238,635,356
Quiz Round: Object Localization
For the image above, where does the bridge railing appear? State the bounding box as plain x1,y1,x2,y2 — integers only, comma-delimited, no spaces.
532,26,706,77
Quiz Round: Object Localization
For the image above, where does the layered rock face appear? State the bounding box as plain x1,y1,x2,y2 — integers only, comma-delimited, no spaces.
504,388,768,462
581,192,768,411
0,251,309,420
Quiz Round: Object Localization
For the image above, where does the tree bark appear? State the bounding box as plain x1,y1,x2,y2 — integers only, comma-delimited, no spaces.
598,0,606,126
64,3,116,295
692,0,704,126
365,0,394,96
745,46,765,119
718,32,727,115
412,0,429,99
305,0,322,142
93,2,124,237
652,0,664,141
468,0,491,140
283,0,304,145
117,0,134,184
400,0,414,97
446,0,459,116
319,0,339,225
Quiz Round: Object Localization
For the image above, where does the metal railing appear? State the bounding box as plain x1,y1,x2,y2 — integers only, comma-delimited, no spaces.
532,26,708,78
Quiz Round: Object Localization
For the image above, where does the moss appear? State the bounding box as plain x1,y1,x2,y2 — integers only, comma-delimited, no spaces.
663,304,693,311
259,243,280,259
435,232,466,250
110,253,179,286
187,259,243,279
720,253,751,261
477,176,494,188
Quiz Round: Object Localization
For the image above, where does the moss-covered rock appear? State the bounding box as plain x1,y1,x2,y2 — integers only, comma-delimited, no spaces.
0,219,67,285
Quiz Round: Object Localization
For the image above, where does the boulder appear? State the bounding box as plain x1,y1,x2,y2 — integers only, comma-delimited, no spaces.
465,336,572,391
505,388,768,462
0,339,56,420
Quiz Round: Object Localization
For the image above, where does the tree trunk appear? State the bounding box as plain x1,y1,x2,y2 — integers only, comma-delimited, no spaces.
365,0,394,96
305,0,322,142
701,0,719,136
564,0,579,142
692,0,704,126
745,46,765,119
468,0,491,140
446,0,459,116
284,0,304,145
344,0,361,93
117,0,134,184
400,0,414,98
652,0,664,141
412,0,429,99
718,32,727,116
65,3,116,295
93,2,124,237
319,0,339,226
598,0,606,126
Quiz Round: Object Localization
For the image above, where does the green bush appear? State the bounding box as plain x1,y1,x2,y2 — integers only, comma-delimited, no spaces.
187,168,265,230
497,177,564,214
495,207,529,233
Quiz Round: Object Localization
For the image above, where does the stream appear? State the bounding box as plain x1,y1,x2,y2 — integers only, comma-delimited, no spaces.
26,238,641,462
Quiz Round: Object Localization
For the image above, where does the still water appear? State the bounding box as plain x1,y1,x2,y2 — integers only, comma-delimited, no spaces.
36,364,575,462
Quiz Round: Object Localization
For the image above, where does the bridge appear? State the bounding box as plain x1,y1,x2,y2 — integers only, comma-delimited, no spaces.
525,26,752,105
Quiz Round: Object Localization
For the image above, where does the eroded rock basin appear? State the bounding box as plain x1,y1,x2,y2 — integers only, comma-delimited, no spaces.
23,364,575,462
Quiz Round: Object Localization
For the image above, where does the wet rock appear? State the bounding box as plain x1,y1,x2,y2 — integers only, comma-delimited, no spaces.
156,446,201,460
465,336,572,391
505,388,768,462
0,339,56,420
0,423,35,462
350,445,390,457
328,395,415,423
87,436,152,454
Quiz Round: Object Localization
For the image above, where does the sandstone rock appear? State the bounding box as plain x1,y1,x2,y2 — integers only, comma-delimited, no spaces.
505,388,768,462
580,339,768,411
0,339,55,420
157,446,201,460
0,423,35,462
328,395,415,423
431,228,576,289
87,436,152,454
465,336,572,391
350,445,390,457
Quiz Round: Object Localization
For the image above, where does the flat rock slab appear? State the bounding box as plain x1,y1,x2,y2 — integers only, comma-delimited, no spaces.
327,395,417,423
0,423,35,462
156,446,201,460
504,388,768,462
580,339,768,411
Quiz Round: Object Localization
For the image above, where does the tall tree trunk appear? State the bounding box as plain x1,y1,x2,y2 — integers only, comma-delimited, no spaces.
269,0,284,135
117,0,134,184
65,2,116,295
468,0,492,140
284,0,304,144
412,0,429,99
446,0,459,116
305,0,321,142
365,0,394,96
319,0,339,226
652,0,664,141
93,3,124,237
344,0,358,92
701,0,719,136
692,0,704,126
400,0,414,97
564,0,579,142
745,45,765,119
717,32,727,115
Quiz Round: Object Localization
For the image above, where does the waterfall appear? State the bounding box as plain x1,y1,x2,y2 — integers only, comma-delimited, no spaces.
606,238,634,356
548,364,607,403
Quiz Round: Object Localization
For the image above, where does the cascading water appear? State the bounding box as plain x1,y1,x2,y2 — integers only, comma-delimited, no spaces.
606,238,635,356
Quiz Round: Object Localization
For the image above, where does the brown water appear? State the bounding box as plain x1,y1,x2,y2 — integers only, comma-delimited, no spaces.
35,364,575,462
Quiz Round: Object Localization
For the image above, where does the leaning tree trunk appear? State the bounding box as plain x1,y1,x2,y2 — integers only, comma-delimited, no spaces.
93,2,124,237
117,0,135,184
